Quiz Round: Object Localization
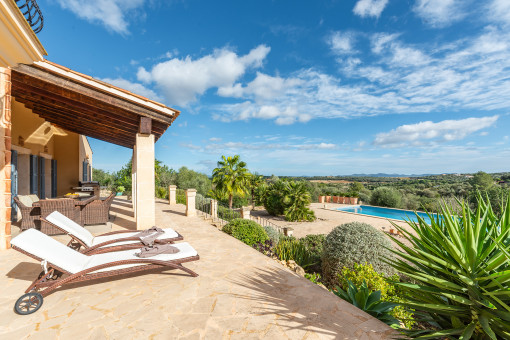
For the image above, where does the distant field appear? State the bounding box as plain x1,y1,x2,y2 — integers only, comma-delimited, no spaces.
309,180,352,184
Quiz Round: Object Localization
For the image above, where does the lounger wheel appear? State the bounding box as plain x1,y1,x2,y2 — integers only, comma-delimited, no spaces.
14,292,43,315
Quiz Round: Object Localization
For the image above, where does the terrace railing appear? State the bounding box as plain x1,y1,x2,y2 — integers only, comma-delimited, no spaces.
249,215,286,234
193,194,287,234
16,0,44,33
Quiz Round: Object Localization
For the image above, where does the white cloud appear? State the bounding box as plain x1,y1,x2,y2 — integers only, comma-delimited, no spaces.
328,32,357,55
413,0,467,28
55,0,144,34
373,116,499,148
488,0,510,26
209,137,222,142
353,0,389,18
218,72,303,101
137,45,270,106
100,77,162,102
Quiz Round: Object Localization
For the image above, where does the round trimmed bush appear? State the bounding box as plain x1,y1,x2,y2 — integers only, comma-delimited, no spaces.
321,222,395,287
222,218,268,246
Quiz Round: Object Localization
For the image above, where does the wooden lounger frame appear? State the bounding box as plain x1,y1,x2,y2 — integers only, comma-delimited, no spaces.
12,245,199,300
40,217,184,254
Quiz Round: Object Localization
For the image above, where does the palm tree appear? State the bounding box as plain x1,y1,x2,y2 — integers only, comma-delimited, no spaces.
282,181,315,222
249,173,264,208
212,155,251,209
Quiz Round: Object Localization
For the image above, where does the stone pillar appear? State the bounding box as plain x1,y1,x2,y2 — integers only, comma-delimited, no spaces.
132,148,137,215
0,68,12,250
241,206,251,220
186,189,196,217
134,134,155,229
168,185,177,205
210,199,218,219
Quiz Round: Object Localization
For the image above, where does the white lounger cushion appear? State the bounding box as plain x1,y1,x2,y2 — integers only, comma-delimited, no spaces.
11,229,89,274
91,228,179,247
11,229,198,275
45,211,179,248
45,212,95,247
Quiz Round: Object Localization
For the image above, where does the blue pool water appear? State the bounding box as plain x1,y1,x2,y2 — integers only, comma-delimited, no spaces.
336,205,435,224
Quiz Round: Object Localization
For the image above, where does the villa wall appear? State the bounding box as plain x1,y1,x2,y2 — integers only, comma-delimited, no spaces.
10,99,92,197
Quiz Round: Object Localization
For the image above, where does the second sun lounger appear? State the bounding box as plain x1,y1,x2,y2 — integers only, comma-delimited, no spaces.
10,229,199,315
41,211,183,254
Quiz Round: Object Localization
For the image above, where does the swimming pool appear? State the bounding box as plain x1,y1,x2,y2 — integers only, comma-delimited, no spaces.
336,205,435,224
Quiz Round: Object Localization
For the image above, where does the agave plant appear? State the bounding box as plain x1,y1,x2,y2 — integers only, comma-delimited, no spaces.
334,279,399,326
388,194,510,339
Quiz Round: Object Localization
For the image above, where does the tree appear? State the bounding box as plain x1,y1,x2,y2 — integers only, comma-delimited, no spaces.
92,168,115,189
212,155,251,209
282,181,316,222
249,173,264,208
471,171,494,190
348,181,364,196
176,166,211,196
370,187,402,208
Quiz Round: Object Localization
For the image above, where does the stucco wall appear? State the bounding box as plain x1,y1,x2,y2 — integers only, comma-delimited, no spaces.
11,100,54,156
53,134,79,196
11,99,81,197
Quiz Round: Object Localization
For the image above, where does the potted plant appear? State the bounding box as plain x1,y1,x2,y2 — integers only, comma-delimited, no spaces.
116,186,125,196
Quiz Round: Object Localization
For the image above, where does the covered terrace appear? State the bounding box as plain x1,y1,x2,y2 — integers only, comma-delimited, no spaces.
0,60,179,248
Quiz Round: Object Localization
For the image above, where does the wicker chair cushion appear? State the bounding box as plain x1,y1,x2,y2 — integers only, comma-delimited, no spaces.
17,195,34,207
45,211,94,247
92,228,179,247
10,229,89,274
86,242,198,273
28,194,40,203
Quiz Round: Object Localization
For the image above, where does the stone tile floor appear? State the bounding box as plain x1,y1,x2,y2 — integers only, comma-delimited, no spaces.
0,198,394,339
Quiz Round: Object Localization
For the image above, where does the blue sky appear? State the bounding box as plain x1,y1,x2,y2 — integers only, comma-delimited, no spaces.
35,0,510,176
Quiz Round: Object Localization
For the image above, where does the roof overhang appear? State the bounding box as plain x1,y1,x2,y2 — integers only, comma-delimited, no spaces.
0,0,46,67
11,60,180,148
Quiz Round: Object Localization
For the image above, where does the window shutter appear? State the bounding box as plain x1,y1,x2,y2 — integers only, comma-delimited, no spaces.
30,155,38,196
51,159,57,198
39,157,45,198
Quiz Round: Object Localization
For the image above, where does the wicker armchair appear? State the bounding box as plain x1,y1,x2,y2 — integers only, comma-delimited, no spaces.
37,199,82,235
13,196,41,231
81,192,116,225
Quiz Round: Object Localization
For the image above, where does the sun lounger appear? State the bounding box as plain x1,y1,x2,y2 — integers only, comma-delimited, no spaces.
41,211,183,254
10,229,199,315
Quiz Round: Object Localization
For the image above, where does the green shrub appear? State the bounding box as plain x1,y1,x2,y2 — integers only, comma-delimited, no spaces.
299,234,326,273
335,280,399,327
305,272,322,284
263,225,281,244
264,192,286,215
340,263,415,329
156,186,168,199
370,187,402,208
389,194,510,338
263,180,315,221
322,222,395,287
275,238,317,270
117,186,125,193
222,219,268,246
